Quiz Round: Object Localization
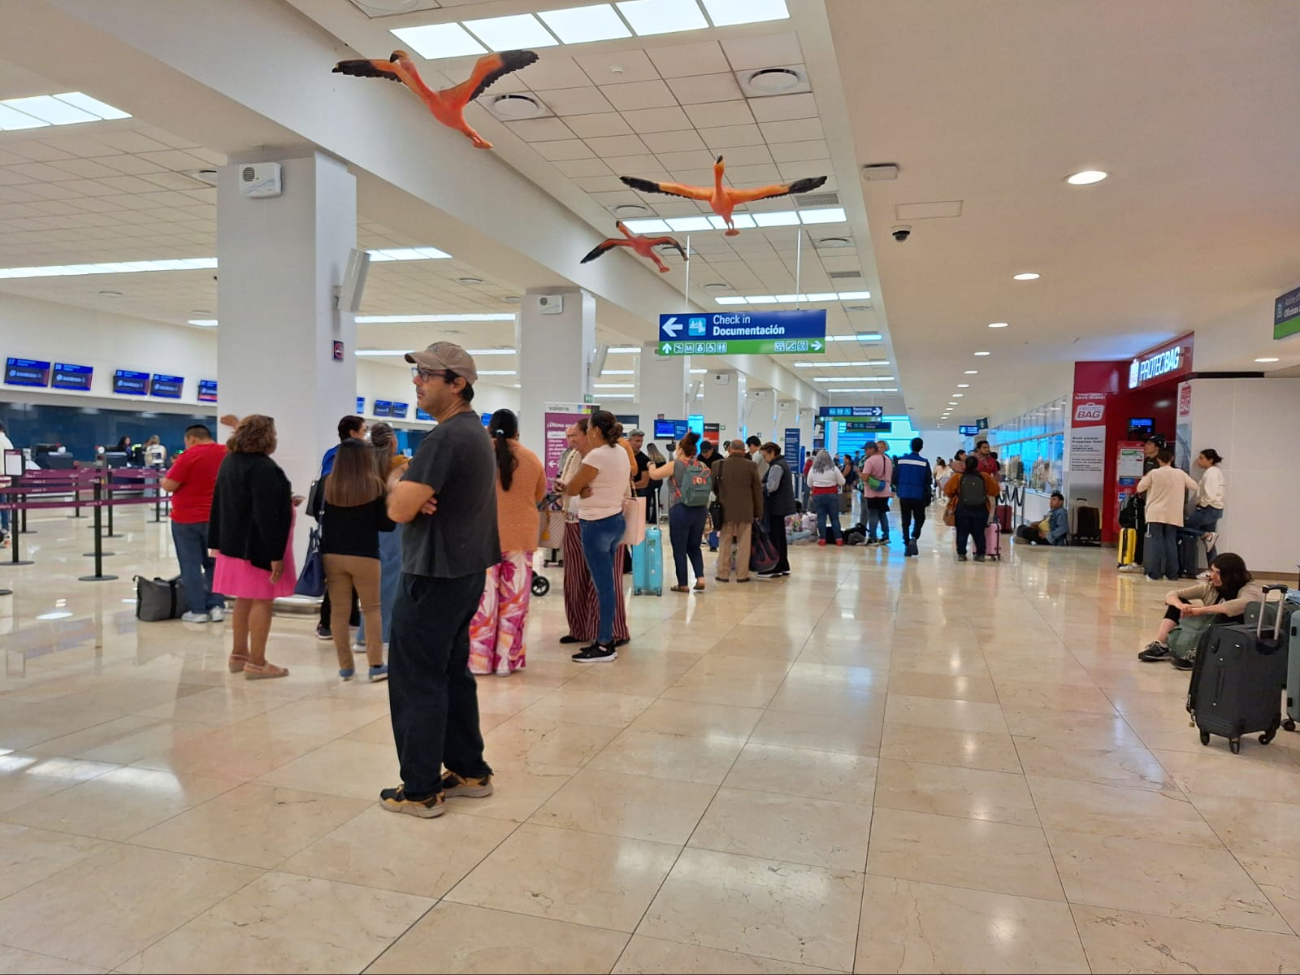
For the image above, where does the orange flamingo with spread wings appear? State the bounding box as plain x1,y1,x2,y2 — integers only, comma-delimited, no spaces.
581,221,687,273
620,156,827,236
332,49,539,149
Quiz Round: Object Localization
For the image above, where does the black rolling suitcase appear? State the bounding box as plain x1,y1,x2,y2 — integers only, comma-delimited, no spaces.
1186,584,1290,754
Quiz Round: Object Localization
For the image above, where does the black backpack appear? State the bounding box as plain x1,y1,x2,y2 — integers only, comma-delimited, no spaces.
958,470,988,506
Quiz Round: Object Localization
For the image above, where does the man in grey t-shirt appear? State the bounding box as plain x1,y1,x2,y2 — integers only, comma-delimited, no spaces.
379,342,501,819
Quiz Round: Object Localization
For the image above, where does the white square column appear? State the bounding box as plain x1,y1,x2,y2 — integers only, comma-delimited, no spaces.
703,368,745,445
518,288,596,455
640,342,689,448
216,151,357,562
747,388,779,444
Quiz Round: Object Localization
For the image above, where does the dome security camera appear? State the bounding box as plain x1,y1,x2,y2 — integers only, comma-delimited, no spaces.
891,226,912,242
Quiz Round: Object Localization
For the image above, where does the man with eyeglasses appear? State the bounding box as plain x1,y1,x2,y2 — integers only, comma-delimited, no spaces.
379,343,501,819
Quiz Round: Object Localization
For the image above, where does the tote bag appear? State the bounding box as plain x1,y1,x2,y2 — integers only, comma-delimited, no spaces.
294,519,326,597
620,476,646,547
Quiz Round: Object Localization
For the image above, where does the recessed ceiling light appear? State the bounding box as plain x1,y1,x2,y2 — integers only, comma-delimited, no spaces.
539,4,632,43
952,393,964,397
188,319,218,327
815,237,851,249
703,282,729,290
957,383,970,388
98,290,123,297
490,93,545,119
965,370,978,374
616,0,708,36
948,402,957,406
1066,170,1108,185
746,67,803,95
1013,272,1040,281
988,322,1009,328
1256,357,1280,363
612,203,650,217
391,22,487,59
457,277,484,285
974,351,991,356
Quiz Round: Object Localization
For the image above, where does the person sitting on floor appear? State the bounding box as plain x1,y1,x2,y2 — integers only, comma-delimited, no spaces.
1137,552,1263,670
1015,492,1070,545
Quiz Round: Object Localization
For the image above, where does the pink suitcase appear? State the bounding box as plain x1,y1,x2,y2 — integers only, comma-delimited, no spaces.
984,522,1002,561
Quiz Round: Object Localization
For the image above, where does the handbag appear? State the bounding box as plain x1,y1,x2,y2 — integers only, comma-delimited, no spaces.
135,574,186,621
294,516,326,597
943,499,957,527
621,477,646,547
1167,613,1216,662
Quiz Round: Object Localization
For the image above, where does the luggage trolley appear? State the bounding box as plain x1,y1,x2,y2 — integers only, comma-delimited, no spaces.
533,494,566,597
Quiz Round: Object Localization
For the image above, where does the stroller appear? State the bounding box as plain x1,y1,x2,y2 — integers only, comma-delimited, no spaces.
533,493,566,596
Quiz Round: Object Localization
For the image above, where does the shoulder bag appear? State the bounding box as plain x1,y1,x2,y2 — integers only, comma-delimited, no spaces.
294,506,326,597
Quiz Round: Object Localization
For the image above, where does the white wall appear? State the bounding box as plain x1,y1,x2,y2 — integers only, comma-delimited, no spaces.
1185,376,1300,574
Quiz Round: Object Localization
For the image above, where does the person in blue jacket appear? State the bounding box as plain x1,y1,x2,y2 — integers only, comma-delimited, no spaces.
1016,492,1070,546
892,437,933,558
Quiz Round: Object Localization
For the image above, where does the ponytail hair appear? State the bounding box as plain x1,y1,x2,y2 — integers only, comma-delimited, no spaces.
489,408,519,490
589,409,622,447
1200,448,1223,465
678,431,699,458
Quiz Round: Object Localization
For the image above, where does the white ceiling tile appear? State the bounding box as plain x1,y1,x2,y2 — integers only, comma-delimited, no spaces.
642,130,707,153
0,149,30,166
25,134,120,158
504,117,576,142
724,164,783,185
190,147,227,166
531,138,597,161
131,125,198,150
136,149,218,170
511,56,591,89
534,87,615,116
47,158,123,179
97,174,162,193
574,175,634,193
21,182,82,201
91,131,174,154
575,49,660,85
709,144,772,166
759,118,824,143
671,169,717,186
665,73,744,105
1,141,76,162
646,40,730,78
599,80,677,111
6,162,74,182
60,179,118,197
769,139,830,163
621,106,692,133
564,113,634,138
585,134,651,157
748,92,819,122
603,153,663,173
682,100,754,128
698,123,765,148
92,154,166,176
776,161,832,184
589,191,648,207
139,172,212,191
721,33,804,70
655,148,716,170
553,157,614,178
646,199,706,217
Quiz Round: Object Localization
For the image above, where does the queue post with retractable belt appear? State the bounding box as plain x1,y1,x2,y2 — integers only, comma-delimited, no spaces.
0,479,34,567
78,474,117,583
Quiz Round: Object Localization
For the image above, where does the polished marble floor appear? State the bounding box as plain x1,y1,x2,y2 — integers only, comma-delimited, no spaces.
1,507,1299,974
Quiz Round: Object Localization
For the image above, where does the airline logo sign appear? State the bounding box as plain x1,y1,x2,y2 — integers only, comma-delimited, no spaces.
1128,339,1191,390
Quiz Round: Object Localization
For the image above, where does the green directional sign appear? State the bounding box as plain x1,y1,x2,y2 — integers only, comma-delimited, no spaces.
657,338,825,357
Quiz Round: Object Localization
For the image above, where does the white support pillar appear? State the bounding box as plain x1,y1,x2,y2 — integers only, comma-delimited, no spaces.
747,388,779,445
518,287,596,458
216,150,357,567
640,342,689,449
704,368,745,446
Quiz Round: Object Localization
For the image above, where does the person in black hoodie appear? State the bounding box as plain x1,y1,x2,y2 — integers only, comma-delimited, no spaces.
209,415,298,679
314,438,395,683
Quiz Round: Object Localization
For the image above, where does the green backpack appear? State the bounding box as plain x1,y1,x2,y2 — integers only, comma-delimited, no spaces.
676,462,713,507
1167,614,1216,661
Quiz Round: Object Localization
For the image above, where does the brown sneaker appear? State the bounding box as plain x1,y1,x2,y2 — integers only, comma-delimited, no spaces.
379,785,446,818
440,771,494,799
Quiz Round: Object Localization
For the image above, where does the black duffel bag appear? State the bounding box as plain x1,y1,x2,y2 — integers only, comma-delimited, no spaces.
135,575,187,621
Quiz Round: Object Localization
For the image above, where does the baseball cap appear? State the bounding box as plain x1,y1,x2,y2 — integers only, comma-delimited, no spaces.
405,342,478,385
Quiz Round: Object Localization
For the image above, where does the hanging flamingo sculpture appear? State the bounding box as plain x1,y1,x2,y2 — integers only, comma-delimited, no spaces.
581,221,688,273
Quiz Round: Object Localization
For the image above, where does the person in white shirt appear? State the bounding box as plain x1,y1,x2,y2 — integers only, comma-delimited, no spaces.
562,411,631,663
1179,448,1225,576
1136,448,1199,582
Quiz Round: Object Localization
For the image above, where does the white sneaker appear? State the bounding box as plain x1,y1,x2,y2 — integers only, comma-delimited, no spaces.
209,606,225,622
1202,531,1218,551
1118,563,1144,573
180,611,210,623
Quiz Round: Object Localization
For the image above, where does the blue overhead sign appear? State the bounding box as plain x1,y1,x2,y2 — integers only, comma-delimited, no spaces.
819,406,884,418
657,309,826,356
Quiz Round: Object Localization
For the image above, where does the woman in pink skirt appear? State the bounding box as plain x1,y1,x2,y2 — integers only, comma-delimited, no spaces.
209,415,298,679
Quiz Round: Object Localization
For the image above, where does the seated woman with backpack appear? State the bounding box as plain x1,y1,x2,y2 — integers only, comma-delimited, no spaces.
648,431,711,593
1137,552,1262,671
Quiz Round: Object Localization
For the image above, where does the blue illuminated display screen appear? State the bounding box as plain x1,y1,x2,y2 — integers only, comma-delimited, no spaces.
150,374,184,399
197,380,218,402
390,401,409,419
5,358,50,387
52,363,93,391
416,408,432,422
373,400,392,417
356,396,365,414
113,370,150,395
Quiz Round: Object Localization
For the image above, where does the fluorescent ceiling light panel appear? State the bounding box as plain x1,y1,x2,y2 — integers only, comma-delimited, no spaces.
621,218,672,233
468,348,516,355
616,0,708,37
666,216,714,232
816,376,896,382
598,393,636,399
805,292,838,301
1256,356,1280,363
602,369,635,374
478,370,518,376
0,104,50,130
690,368,707,373
0,257,216,279
368,247,452,261
701,0,789,27
4,95,98,125
54,92,131,120
391,22,487,59
793,360,889,367
594,382,634,388
745,295,778,304
798,207,847,225
753,210,801,228
707,214,756,231
355,314,515,323
714,296,747,305
965,369,979,374
539,4,632,43
831,388,897,393
188,319,218,327
837,291,871,300
463,14,560,50
825,333,882,342
1013,272,1040,281
608,346,640,353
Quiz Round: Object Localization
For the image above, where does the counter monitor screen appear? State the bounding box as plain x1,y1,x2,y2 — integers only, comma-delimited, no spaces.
373,400,392,418
4,358,50,388
113,369,149,395
197,379,218,403
390,401,409,419
416,408,432,422
52,363,92,391
150,374,184,399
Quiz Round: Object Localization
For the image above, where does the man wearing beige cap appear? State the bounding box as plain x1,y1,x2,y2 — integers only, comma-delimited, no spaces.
380,342,501,818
